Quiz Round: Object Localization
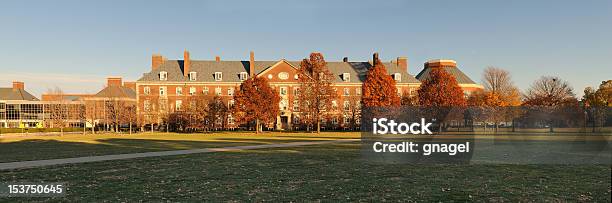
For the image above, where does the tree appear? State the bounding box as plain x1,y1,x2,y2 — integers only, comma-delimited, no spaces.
185,94,209,132
582,80,611,132
233,77,280,133
207,95,228,130
471,67,522,132
401,92,418,106
362,53,401,107
523,76,575,106
523,76,578,132
297,52,337,133
418,67,466,107
47,87,68,135
83,99,98,134
417,67,466,132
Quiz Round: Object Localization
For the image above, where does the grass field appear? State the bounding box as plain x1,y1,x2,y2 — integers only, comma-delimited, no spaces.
0,132,610,201
0,132,358,162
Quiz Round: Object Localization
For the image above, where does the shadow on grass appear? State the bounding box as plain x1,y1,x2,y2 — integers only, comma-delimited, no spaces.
0,137,343,163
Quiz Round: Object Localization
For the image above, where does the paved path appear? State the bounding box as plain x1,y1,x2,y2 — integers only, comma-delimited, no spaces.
0,139,359,170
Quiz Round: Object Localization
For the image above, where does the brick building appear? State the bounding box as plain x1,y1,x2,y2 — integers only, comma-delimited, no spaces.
135,50,482,131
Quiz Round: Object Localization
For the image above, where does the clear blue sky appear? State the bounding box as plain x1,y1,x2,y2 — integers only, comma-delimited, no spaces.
0,0,610,97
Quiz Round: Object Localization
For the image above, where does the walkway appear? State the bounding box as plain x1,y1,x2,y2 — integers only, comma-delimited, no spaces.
0,139,359,170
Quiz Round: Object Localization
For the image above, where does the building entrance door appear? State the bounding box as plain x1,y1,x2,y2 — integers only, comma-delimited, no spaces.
281,116,289,130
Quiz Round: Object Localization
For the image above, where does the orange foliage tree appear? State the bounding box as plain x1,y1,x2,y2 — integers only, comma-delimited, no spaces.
233,77,280,133
418,67,466,107
297,52,337,133
362,53,400,107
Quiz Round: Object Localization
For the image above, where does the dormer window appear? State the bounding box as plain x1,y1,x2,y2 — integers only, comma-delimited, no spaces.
239,72,248,81
159,71,168,81
189,72,197,81
215,72,223,81
342,73,350,82
393,73,401,82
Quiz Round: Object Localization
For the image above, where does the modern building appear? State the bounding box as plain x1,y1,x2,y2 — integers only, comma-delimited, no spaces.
0,82,83,128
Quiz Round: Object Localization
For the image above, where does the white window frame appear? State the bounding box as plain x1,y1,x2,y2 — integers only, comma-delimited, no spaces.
215,72,223,81
189,72,197,81
159,71,168,81
215,87,222,96
176,87,183,96
143,86,151,95
342,73,350,82
228,88,234,96
159,86,167,96
343,88,350,96
203,87,209,95
239,72,248,81
356,88,362,96
394,73,401,81
228,100,234,108
228,115,235,125
280,87,287,96
189,87,196,95
175,100,182,111
293,100,299,111
344,101,350,111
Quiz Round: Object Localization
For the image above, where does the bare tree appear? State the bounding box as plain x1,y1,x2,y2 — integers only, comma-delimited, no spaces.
523,76,578,132
47,87,68,135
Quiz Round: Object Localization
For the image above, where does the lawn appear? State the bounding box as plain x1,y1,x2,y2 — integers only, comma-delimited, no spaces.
0,132,359,162
0,143,609,202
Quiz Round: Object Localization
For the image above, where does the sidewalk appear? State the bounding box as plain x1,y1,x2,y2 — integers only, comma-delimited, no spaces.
0,139,359,170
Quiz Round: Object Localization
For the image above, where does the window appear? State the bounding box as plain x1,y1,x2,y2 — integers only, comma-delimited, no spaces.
331,117,338,124
176,87,183,96
332,100,338,110
228,100,234,108
343,88,350,96
144,100,151,111
143,86,151,95
159,71,168,81
159,86,167,96
215,72,223,81
228,115,235,125
278,72,289,80
189,87,196,95
394,73,401,81
280,100,288,111
356,88,361,96
215,87,222,96
342,73,350,82
293,100,299,111
293,87,300,95
344,101,350,111
240,72,248,81
344,116,350,124
203,87,209,95
175,100,182,111
397,88,402,96
228,88,234,96
280,87,287,95
189,72,197,81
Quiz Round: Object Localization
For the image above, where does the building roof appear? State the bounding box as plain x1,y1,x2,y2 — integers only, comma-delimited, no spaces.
137,60,421,84
0,88,39,101
415,66,477,85
94,86,136,99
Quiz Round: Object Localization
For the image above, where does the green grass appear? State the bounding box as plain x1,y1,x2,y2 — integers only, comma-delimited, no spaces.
0,132,358,162
0,143,609,202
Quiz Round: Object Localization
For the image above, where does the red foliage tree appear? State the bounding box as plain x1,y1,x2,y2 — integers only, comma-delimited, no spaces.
418,67,467,107
362,53,401,107
233,77,280,133
297,52,337,133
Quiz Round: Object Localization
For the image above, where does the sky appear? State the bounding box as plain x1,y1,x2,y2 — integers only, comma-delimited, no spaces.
0,0,610,98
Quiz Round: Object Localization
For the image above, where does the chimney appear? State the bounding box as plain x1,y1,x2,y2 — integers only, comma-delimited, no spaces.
343,57,348,62
152,54,164,70
397,57,408,72
107,77,122,87
372,53,380,65
123,81,136,91
12,81,24,90
249,51,255,77
215,56,220,62
184,50,190,77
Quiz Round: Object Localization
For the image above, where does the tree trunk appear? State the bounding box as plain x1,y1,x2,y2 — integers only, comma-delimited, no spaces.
255,119,260,134
129,121,132,135
512,119,515,132
60,127,64,136
317,121,321,134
